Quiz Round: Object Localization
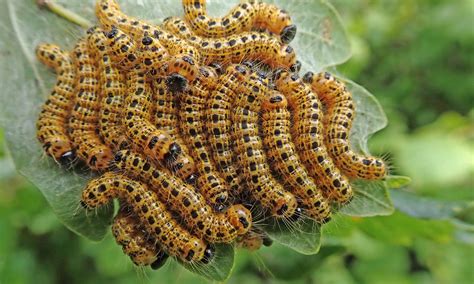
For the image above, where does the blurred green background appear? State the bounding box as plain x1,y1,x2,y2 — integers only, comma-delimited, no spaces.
0,0,472,283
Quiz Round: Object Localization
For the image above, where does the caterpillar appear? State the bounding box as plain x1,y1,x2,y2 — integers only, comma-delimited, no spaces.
303,72,387,180
205,65,248,197
237,228,273,251
162,17,296,69
101,26,139,70
182,0,297,43
123,66,185,167
178,65,230,211
273,70,353,203
89,27,128,150
96,0,200,92
68,37,113,171
35,43,76,164
112,204,169,268
112,150,252,243
81,172,211,263
230,65,298,219
261,92,331,223
146,78,197,184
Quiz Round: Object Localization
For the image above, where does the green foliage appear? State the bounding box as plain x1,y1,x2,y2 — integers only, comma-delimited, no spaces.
0,0,472,283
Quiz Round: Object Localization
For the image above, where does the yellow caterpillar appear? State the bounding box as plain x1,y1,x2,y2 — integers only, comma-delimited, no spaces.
82,172,210,263
178,66,230,210
112,204,169,268
96,0,200,92
182,0,297,43
261,92,331,223
230,66,298,219
236,228,273,251
162,17,296,69
69,37,113,171
206,65,248,196
303,72,387,180
112,150,252,243
89,27,128,150
35,43,76,164
274,70,352,204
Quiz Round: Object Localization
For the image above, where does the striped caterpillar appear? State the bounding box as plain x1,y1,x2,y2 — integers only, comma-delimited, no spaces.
182,0,297,43
205,65,247,197
112,150,252,243
229,65,298,219
96,0,200,92
273,70,353,204
147,78,198,184
89,27,129,150
178,65,231,210
261,92,331,223
68,36,113,171
162,17,296,69
81,172,211,263
303,72,387,180
112,204,169,268
35,43,76,164
123,66,191,177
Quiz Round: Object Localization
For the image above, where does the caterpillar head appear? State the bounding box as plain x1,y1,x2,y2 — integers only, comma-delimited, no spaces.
262,91,288,110
275,45,297,69
272,191,298,219
88,147,113,171
198,66,219,89
182,238,207,263
273,68,300,93
226,204,252,236
81,172,117,209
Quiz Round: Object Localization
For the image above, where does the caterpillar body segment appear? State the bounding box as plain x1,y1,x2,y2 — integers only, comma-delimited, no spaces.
261,92,331,222
273,70,352,203
112,150,252,243
179,66,230,210
96,0,200,88
206,65,249,196
124,66,184,165
229,66,298,219
112,205,168,268
35,43,76,164
303,72,387,180
69,38,113,171
182,0,296,43
89,27,128,150
237,228,273,251
82,172,209,263
162,17,296,69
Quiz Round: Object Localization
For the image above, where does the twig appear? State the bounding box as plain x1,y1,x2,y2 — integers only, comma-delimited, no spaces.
37,0,92,28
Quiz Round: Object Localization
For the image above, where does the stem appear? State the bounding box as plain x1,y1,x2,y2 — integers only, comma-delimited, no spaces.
37,0,92,28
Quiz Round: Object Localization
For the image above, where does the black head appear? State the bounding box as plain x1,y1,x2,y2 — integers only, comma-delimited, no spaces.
59,150,76,166
289,207,303,222
164,142,182,162
150,251,169,270
302,71,314,83
166,73,188,93
201,245,215,264
208,62,223,75
290,60,302,73
281,24,297,44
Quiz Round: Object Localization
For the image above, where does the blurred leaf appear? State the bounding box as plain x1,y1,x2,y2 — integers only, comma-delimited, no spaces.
258,243,345,280
391,190,473,225
384,175,412,189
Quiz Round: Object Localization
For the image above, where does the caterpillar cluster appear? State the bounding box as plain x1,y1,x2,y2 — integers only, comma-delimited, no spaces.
35,0,387,270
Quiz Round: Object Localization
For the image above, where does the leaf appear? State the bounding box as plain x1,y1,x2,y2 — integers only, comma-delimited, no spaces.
391,190,474,225
340,180,394,217
257,243,345,280
259,217,322,255
384,175,412,189
181,244,235,282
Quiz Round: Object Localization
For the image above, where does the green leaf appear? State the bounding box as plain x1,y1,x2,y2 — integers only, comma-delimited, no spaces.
340,180,394,217
384,175,412,189
181,244,235,282
257,243,345,280
391,190,474,225
260,217,322,255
